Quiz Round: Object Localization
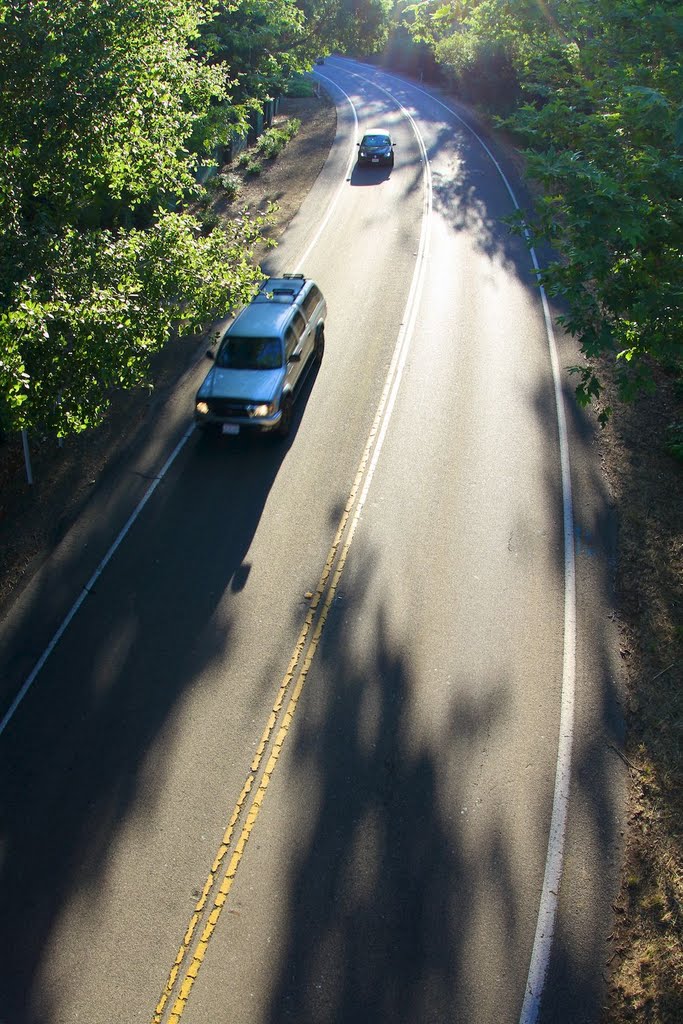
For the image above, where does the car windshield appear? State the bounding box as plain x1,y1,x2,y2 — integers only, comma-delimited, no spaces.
363,135,389,147
215,336,283,370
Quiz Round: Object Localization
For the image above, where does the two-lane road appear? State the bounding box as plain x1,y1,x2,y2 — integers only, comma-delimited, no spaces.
0,59,624,1024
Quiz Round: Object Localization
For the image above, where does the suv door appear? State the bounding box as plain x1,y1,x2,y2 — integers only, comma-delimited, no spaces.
284,309,310,392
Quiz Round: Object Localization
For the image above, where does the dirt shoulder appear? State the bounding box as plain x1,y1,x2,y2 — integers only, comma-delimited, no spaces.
0,84,680,1023
596,366,682,1023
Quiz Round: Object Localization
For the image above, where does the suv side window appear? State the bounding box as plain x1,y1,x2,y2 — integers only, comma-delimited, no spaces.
302,285,322,319
285,310,307,359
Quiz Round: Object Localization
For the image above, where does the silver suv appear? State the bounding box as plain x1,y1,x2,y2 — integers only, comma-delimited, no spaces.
195,274,326,438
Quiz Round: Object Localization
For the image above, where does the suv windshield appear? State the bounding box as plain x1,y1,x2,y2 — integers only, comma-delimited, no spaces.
362,135,389,146
216,336,283,370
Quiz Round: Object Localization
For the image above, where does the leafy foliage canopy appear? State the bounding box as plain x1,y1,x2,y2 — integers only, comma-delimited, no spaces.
0,0,392,437
402,0,683,415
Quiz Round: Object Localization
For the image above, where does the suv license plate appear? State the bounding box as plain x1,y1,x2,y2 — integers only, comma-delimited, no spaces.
372,157,379,162
222,423,240,435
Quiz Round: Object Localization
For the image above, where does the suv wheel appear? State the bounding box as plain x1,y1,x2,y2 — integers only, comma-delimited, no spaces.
314,325,325,363
277,394,293,438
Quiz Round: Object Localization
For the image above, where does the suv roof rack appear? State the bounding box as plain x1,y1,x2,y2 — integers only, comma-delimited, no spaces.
255,274,307,304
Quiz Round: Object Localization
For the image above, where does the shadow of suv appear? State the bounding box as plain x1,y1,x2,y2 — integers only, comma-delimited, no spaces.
195,275,327,439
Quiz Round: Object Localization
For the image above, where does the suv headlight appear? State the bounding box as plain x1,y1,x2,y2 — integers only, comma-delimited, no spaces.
247,402,275,418
196,401,209,415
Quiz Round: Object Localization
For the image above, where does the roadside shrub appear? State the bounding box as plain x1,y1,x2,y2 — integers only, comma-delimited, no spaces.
256,119,301,159
218,172,241,201
284,76,315,98
197,208,219,233
238,156,262,176
282,117,301,139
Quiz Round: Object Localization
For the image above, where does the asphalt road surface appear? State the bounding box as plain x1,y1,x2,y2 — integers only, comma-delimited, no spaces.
0,59,625,1024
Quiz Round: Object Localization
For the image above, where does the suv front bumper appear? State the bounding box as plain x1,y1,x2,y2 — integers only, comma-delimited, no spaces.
194,405,282,434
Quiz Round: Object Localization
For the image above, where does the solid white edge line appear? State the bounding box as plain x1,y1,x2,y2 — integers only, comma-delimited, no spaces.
0,81,358,739
340,59,578,1024
297,73,358,267
0,424,197,738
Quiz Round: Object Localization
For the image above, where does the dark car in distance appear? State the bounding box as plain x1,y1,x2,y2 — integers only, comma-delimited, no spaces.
356,129,395,168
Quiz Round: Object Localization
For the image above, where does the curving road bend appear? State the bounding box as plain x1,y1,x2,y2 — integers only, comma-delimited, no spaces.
0,59,624,1024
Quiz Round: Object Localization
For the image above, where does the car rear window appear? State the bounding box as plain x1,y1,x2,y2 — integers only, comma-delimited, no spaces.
216,336,283,370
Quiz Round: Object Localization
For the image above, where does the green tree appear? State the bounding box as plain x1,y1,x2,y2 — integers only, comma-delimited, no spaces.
300,0,394,54
403,0,683,414
505,1,683,413
201,0,394,94
197,0,307,104
0,0,268,436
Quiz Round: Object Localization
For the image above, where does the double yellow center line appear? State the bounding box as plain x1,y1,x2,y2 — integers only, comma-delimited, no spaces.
152,82,431,1024
153,363,401,1024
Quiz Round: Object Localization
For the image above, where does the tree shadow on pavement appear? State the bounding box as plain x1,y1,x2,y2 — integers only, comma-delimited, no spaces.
0,376,321,1024
265,599,534,1024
